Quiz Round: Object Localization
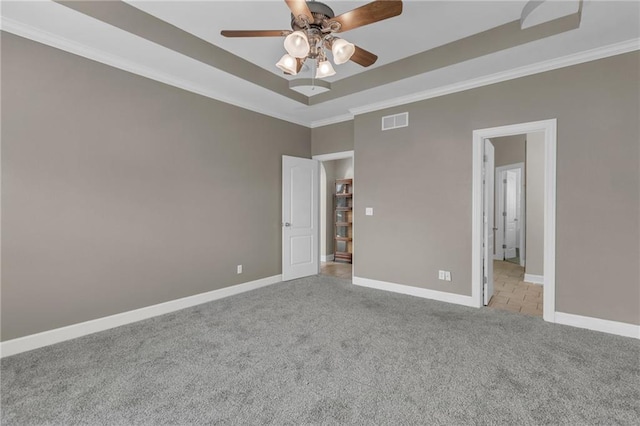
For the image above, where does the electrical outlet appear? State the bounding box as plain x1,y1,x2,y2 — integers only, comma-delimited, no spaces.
439,270,451,281
365,207,374,216
237,265,243,274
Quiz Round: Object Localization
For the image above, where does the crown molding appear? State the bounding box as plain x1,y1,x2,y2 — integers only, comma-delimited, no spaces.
0,17,311,128
309,113,354,128
348,38,640,116
2,16,638,129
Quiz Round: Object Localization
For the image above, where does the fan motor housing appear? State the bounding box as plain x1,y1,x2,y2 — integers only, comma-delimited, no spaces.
291,1,335,30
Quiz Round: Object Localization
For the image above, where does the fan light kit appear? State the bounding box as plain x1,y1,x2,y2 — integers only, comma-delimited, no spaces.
222,0,403,79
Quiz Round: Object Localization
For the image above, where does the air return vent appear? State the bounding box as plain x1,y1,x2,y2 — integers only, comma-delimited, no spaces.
381,112,409,131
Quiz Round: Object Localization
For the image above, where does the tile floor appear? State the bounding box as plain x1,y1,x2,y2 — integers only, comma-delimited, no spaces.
488,260,543,317
320,261,352,280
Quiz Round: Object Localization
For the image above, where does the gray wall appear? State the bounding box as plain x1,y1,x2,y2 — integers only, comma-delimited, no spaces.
1,33,310,340
526,132,545,277
492,135,526,167
334,158,354,180
311,121,354,156
354,52,640,325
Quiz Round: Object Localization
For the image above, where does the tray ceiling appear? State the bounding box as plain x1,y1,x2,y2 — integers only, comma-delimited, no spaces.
1,1,639,127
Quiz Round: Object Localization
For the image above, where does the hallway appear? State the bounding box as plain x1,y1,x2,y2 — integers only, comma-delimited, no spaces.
320,261,352,280
488,260,543,317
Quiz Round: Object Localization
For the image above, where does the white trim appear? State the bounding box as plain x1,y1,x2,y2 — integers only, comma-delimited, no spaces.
555,312,640,339
311,150,354,162
0,275,282,358
310,114,354,129
472,135,485,308
353,276,480,308
0,17,310,128
524,273,544,285
4,15,638,129
542,121,557,323
321,254,335,262
348,38,640,117
472,119,557,323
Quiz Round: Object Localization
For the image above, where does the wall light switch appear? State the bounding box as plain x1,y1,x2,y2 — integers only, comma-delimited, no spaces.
445,271,452,281
365,207,374,216
438,270,445,280
237,265,243,274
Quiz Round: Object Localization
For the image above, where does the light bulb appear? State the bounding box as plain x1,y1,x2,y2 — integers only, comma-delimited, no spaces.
315,60,336,78
276,54,298,75
331,39,355,65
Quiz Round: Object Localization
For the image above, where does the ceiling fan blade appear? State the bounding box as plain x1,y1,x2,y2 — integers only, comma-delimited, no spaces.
350,45,378,67
221,30,290,37
285,0,314,22
332,0,403,33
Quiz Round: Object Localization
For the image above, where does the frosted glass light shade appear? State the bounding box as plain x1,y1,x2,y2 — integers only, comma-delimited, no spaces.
284,31,310,58
276,54,298,75
315,60,336,78
331,39,355,64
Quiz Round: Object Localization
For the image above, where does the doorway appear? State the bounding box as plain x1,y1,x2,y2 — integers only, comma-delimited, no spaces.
483,134,543,317
472,120,557,322
495,163,525,267
312,151,354,280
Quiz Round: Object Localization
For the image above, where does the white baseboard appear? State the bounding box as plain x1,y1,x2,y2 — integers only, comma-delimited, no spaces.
0,274,282,358
524,273,544,285
555,312,640,339
321,254,334,262
353,276,479,308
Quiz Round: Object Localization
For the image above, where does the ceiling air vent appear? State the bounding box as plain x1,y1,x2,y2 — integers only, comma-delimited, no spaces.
381,112,409,131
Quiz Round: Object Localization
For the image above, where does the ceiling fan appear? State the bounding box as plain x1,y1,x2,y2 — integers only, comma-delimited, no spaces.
221,0,403,78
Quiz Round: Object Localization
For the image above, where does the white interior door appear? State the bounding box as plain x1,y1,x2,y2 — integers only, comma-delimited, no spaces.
483,139,495,305
282,155,319,281
504,170,519,258
495,170,505,260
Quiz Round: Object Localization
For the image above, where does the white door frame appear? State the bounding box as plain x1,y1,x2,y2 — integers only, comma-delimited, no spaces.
472,119,556,322
495,162,525,266
312,150,355,280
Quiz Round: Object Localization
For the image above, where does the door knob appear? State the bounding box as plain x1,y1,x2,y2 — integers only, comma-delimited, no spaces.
283,222,291,227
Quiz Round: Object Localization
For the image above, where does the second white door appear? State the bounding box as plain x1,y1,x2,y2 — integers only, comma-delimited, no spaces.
282,156,319,281
483,139,495,305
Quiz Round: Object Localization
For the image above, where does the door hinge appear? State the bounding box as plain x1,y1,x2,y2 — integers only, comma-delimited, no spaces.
502,244,507,249
503,211,507,216
483,155,488,162
483,276,487,284
503,179,507,184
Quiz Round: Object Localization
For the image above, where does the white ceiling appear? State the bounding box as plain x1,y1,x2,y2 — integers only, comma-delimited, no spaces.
126,0,531,82
2,0,639,127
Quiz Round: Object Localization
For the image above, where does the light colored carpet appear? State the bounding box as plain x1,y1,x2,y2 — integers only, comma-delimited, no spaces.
2,275,639,425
